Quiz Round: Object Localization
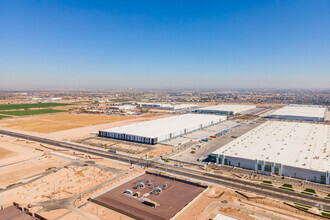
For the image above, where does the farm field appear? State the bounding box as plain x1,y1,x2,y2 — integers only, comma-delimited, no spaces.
0,109,67,116
0,102,71,110
0,115,12,118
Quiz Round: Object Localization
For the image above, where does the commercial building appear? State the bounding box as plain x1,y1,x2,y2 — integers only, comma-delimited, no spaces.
99,114,227,144
211,121,330,184
268,104,327,122
109,105,136,110
195,104,256,115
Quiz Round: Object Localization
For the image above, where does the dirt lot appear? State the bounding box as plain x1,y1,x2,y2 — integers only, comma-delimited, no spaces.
0,140,44,167
0,113,133,133
176,185,322,220
91,172,206,220
78,137,174,158
0,155,69,187
0,146,15,159
0,113,170,141
3,165,113,207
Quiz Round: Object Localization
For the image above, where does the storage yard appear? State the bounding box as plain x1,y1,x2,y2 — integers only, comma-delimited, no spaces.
211,121,330,184
196,104,256,115
268,104,327,122
99,114,227,144
91,172,206,220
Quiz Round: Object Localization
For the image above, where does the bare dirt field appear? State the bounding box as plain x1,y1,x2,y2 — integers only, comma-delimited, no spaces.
91,172,206,220
0,155,69,187
0,113,133,133
176,185,321,220
0,146,15,159
81,202,134,220
39,209,91,220
0,140,43,167
78,137,174,158
0,113,170,140
2,165,113,208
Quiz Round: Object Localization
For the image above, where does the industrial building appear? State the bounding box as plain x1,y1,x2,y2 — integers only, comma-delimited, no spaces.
195,104,256,115
99,114,227,144
211,121,330,184
109,105,136,110
137,103,197,111
268,104,327,122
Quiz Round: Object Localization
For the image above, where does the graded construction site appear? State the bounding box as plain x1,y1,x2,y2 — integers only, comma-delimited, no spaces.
91,172,207,220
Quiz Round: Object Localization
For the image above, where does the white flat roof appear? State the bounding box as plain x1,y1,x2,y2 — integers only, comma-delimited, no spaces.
213,121,330,172
138,103,196,109
269,105,326,119
197,104,256,114
101,114,226,138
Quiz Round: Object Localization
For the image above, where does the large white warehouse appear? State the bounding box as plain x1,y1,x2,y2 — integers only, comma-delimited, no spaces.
99,114,227,144
195,104,256,115
268,104,327,122
211,121,330,184
138,103,196,111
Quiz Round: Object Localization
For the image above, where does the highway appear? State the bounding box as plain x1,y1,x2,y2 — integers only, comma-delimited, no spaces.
1,128,330,210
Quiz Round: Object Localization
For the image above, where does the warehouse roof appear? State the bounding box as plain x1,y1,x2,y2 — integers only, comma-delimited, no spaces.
138,103,196,110
196,104,256,114
269,105,326,119
213,121,330,172
101,113,227,138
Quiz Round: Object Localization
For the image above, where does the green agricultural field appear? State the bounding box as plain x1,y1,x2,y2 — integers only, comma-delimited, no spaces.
0,109,67,116
0,103,71,110
0,115,12,118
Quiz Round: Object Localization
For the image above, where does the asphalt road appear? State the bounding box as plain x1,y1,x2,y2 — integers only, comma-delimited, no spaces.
1,128,329,210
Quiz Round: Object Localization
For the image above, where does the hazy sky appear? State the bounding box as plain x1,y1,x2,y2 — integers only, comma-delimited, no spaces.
0,0,329,89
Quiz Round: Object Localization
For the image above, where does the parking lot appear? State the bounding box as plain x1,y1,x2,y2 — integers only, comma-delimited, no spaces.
169,120,264,165
161,120,238,146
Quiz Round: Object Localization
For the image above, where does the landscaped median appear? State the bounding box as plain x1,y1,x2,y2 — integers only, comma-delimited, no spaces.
279,184,294,191
301,188,318,197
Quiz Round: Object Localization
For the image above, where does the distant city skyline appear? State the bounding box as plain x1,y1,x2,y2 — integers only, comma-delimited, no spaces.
0,0,329,89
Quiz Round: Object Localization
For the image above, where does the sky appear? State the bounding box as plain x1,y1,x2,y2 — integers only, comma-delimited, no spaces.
0,0,329,90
